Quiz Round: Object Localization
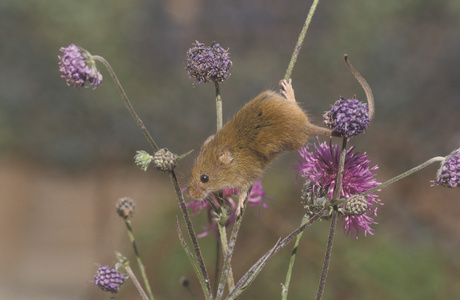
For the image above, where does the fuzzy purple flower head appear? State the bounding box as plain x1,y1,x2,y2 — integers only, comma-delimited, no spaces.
186,179,268,238
434,147,460,188
186,41,232,85
294,139,382,238
324,98,369,137
58,44,102,88
92,265,127,294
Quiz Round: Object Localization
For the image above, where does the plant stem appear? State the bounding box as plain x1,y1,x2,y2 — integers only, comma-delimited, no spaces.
284,0,321,80
316,138,347,300
214,81,223,131
93,55,159,152
333,138,348,201
227,208,326,299
170,170,213,298
124,220,155,300
216,199,247,300
315,209,338,300
362,156,445,196
124,264,150,300
281,214,310,300
217,217,235,296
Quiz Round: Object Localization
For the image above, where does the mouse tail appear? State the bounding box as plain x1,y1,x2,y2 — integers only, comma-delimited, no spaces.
308,124,341,137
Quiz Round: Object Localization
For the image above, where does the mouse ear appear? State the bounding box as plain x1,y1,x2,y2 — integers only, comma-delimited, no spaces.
203,135,215,146
219,147,234,165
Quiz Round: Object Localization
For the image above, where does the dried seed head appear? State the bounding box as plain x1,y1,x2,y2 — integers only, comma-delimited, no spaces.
116,197,136,219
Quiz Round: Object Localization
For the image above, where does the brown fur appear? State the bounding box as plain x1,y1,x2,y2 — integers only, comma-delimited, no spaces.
188,79,336,214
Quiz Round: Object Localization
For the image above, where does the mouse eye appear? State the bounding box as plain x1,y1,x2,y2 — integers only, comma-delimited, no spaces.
200,174,209,183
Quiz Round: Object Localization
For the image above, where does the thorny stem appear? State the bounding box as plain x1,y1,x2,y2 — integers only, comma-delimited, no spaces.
315,209,338,300
124,220,155,300
362,156,445,196
281,214,310,300
170,170,213,298
317,137,347,300
344,55,375,122
214,81,223,131
285,0,321,80
93,55,159,152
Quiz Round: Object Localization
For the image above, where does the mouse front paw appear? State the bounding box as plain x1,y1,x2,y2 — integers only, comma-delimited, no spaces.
279,78,296,102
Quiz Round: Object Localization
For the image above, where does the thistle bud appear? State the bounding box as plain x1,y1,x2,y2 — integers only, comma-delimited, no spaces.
186,41,232,85
116,197,135,219
344,195,368,216
153,148,177,172
324,98,369,137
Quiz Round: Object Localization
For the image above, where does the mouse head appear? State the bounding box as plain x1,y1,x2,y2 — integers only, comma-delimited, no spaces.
188,135,236,200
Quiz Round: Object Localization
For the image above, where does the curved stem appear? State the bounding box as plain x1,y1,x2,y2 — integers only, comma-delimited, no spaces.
343,55,375,122
284,0,321,80
362,156,445,196
93,55,159,152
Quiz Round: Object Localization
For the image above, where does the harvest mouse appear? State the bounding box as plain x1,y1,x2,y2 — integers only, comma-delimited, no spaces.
188,79,338,215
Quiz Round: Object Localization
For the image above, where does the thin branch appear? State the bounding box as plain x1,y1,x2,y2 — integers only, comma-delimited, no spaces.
93,55,159,152
285,0,321,80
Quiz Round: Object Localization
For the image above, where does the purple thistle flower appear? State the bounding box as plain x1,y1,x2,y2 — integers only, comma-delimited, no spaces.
92,265,127,294
58,44,102,88
435,147,460,188
186,179,268,238
294,139,381,238
324,98,369,137
186,41,232,85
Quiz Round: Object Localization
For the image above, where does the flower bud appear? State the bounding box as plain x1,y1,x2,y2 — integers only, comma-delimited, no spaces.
153,148,177,172
186,41,232,84
93,265,127,294
58,44,102,88
344,195,368,216
116,197,135,219
134,150,153,171
324,98,369,137
435,147,460,188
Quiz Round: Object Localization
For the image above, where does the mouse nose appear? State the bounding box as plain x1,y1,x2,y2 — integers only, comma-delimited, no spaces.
188,184,204,200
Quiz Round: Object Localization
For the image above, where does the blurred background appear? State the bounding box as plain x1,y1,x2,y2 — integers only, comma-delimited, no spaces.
1,0,459,299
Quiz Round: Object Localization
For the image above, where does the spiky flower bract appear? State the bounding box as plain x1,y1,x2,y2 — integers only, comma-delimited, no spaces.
186,41,232,84
186,179,268,238
324,98,369,137
58,44,102,88
294,139,381,238
435,147,460,188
